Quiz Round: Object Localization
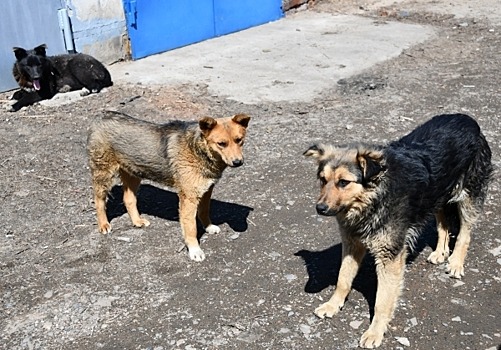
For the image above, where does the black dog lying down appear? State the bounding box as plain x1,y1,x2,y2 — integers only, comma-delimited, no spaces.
10,44,113,111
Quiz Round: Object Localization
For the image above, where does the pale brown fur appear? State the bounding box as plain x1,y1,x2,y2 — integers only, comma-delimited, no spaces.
88,111,250,262
305,145,410,347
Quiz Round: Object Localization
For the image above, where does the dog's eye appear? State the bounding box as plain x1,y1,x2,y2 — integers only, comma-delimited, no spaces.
235,138,243,145
217,141,228,148
337,179,351,188
319,176,327,185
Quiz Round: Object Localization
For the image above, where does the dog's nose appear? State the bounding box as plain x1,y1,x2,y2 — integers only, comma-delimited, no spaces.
231,159,243,167
316,202,329,215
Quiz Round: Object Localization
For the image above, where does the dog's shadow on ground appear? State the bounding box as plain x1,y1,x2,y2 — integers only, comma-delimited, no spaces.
106,184,253,234
295,220,438,318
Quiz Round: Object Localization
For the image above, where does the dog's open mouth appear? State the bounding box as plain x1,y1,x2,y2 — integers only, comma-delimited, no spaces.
33,79,41,90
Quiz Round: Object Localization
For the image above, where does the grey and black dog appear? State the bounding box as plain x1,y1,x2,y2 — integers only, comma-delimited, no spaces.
304,114,492,348
10,44,112,111
88,111,251,262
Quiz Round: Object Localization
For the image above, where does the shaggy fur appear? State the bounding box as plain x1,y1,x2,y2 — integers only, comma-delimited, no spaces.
304,113,492,348
10,44,112,111
88,111,250,262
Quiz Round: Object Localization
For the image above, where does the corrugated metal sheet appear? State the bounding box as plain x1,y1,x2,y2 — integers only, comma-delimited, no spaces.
0,0,67,92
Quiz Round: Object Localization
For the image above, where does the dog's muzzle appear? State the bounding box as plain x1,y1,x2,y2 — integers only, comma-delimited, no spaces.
316,202,337,216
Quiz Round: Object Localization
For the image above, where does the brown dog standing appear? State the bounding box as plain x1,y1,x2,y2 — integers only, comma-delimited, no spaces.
87,111,250,261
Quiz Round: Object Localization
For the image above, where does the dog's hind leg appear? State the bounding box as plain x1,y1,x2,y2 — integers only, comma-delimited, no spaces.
427,209,450,264
315,236,366,319
447,196,476,279
197,185,220,235
360,248,407,348
120,170,150,229
179,191,205,262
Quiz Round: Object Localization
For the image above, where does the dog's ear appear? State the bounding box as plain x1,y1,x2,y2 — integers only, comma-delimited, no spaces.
13,47,28,61
199,117,217,135
33,44,48,57
357,148,384,182
303,144,325,159
231,114,250,128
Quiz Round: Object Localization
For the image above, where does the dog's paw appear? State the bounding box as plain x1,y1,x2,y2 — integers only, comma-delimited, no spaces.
98,222,112,234
314,302,342,319
59,85,72,93
188,246,206,262
447,255,464,279
427,250,449,264
133,217,150,228
4,102,16,112
205,224,221,235
80,87,90,96
359,329,384,348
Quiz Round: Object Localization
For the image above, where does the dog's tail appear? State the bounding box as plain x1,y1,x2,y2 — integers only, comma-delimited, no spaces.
461,132,493,208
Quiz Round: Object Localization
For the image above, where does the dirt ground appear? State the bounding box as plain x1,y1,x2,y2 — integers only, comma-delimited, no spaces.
1,1,500,350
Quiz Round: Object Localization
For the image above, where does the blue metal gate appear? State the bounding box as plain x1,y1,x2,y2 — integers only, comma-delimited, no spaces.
123,0,283,60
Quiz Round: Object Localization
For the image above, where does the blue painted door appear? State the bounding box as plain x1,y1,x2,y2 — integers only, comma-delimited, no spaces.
123,0,215,60
214,0,284,36
123,0,283,60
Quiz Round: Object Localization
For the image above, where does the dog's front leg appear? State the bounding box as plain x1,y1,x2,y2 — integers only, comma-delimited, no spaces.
315,237,366,318
179,192,205,262
10,92,43,112
360,249,407,348
197,185,221,235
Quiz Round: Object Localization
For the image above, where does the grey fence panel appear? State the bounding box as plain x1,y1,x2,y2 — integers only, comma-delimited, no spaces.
0,0,67,92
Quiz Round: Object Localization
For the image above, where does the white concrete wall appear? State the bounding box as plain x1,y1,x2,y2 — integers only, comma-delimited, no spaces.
65,0,126,63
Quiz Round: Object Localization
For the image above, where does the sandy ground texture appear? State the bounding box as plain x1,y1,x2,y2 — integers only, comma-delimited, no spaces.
1,0,500,349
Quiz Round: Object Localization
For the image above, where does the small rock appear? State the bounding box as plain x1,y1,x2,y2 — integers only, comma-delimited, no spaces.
409,317,418,327
284,274,297,282
44,290,53,299
14,190,30,197
268,251,281,259
299,324,311,335
488,245,501,257
395,337,410,346
453,280,465,287
94,296,114,307
229,233,240,240
237,332,260,343
349,320,363,329
451,316,461,322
